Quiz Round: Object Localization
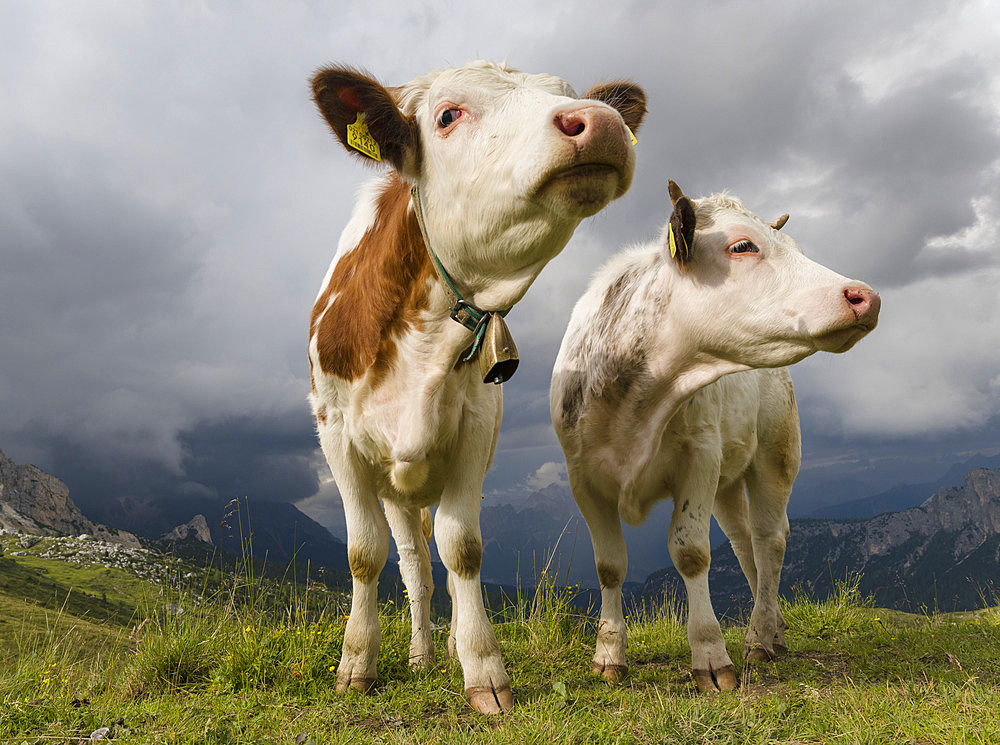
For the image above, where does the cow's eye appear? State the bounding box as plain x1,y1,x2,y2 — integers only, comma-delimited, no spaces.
729,240,759,255
437,108,462,129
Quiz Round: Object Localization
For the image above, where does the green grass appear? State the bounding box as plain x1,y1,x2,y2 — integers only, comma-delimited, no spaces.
13,554,160,608
2,549,1000,743
0,593,124,666
0,556,150,627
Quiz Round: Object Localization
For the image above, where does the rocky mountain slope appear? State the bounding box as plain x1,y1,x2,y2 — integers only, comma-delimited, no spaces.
0,448,350,574
157,514,213,544
0,449,139,546
641,468,1000,615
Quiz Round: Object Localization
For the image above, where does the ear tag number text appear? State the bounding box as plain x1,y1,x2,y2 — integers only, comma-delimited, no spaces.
347,113,382,161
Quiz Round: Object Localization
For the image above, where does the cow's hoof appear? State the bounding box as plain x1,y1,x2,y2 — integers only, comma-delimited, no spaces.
692,664,736,693
592,662,628,683
465,684,514,714
336,675,376,693
745,644,775,663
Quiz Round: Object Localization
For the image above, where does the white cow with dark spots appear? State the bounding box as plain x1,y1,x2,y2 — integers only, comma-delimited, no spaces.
550,181,880,692
308,61,645,713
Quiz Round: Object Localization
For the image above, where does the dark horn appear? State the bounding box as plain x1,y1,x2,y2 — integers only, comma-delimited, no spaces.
770,214,789,231
667,179,685,206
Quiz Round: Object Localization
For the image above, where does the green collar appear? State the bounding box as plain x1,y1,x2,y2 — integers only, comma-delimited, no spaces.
410,184,514,377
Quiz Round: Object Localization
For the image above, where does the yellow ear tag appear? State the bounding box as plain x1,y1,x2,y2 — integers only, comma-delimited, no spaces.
626,125,637,146
346,112,381,161
668,223,678,258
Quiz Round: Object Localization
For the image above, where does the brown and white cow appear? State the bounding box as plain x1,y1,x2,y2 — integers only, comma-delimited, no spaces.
308,61,645,713
550,181,880,692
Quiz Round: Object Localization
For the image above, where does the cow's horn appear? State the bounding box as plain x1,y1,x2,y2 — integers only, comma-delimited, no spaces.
667,179,685,206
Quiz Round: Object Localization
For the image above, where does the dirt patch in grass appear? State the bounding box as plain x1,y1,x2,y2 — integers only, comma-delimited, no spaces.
731,650,853,699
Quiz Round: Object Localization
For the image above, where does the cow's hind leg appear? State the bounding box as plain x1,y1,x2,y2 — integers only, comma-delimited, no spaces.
384,502,434,669
713,478,758,597
743,459,794,662
742,372,800,661
445,571,459,661
572,476,628,682
716,477,788,659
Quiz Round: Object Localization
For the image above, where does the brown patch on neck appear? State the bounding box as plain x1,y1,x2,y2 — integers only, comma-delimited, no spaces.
310,174,434,383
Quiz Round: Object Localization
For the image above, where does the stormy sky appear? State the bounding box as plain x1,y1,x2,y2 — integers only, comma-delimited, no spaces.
2,1,999,535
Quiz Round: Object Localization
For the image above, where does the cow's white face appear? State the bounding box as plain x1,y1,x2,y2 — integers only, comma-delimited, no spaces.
407,64,634,219
312,61,645,309
664,191,880,369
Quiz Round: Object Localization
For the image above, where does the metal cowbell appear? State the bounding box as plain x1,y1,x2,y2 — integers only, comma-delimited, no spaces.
479,313,519,384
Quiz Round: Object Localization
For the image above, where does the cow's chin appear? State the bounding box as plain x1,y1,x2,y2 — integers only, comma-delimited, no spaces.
812,324,875,354
533,164,624,218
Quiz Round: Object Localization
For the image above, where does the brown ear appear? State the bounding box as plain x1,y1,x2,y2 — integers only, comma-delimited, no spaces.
770,214,789,231
667,180,696,263
311,65,419,173
580,81,647,134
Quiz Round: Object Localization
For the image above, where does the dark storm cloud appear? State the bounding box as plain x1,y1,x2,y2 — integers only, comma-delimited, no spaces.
0,135,205,469
180,413,320,505
1,1,998,532
41,410,319,535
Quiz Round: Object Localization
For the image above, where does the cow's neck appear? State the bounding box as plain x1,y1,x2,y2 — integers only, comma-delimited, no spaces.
596,302,752,499
412,184,577,313
312,175,470,387
410,184,573,383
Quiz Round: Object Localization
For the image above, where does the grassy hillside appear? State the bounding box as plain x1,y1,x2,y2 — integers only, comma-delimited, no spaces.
0,533,184,650
2,551,999,744
0,592,122,664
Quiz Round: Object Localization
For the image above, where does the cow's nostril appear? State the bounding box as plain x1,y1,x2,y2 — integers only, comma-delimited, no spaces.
555,113,586,137
843,287,881,322
844,288,868,306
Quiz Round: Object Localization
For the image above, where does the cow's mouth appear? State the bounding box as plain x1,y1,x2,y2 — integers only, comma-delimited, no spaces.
534,162,625,217
813,321,877,353
548,162,620,181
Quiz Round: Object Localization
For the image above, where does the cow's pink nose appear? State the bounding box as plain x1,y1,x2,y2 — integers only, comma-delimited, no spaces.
553,104,622,141
844,286,881,322
554,109,588,137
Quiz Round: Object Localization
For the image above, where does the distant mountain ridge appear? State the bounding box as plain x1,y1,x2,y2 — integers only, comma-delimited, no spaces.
641,467,1000,615
475,483,673,586
9,441,999,607
807,452,1000,519
210,497,349,571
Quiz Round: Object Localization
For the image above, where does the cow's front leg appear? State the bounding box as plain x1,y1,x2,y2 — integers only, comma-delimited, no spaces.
336,471,390,693
572,476,628,682
435,494,511,713
670,463,736,692
384,501,434,669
